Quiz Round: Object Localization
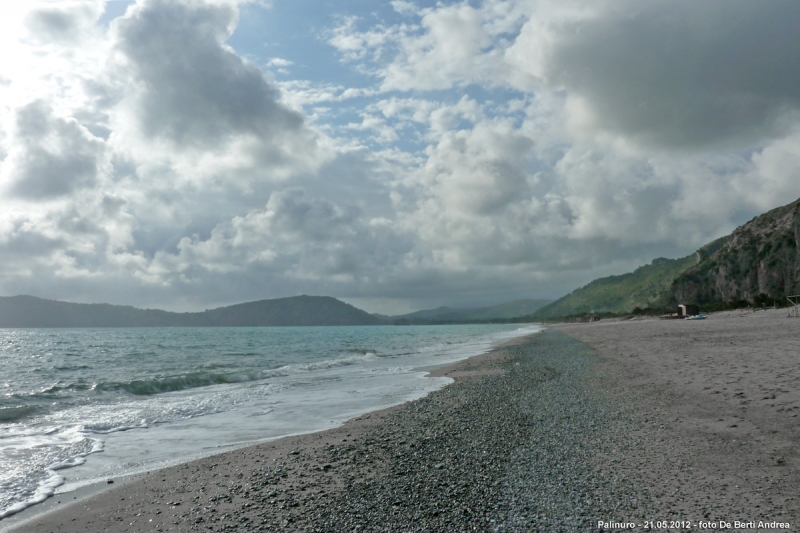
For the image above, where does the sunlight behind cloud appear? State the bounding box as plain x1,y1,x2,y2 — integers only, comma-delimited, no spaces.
0,0,799,313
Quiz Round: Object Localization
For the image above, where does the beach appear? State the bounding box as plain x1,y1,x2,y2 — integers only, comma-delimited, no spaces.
559,309,800,527
5,311,800,532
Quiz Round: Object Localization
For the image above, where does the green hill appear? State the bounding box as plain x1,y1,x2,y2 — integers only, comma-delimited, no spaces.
534,237,729,318
532,195,800,319
534,256,696,317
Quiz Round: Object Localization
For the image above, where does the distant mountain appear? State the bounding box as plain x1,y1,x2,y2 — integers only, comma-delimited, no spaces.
670,198,800,306
390,299,552,324
197,296,383,326
0,295,382,328
395,306,457,321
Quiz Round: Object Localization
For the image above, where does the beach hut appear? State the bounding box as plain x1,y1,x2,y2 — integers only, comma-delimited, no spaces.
677,304,699,317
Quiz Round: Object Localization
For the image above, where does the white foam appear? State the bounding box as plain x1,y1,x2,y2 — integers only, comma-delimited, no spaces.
0,425,100,519
0,324,540,520
0,470,63,519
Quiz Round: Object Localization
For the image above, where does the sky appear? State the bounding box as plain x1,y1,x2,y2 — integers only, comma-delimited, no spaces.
1,0,799,315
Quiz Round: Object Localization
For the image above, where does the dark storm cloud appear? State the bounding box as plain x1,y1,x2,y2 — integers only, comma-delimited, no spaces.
113,0,305,148
8,100,104,199
549,0,800,147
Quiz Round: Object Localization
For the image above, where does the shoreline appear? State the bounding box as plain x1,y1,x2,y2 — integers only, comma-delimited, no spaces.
1,331,538,533
7,312,800,531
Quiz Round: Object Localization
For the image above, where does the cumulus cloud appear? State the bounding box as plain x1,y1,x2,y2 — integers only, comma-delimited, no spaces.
331,1,800,261
107,187,417,308
24,1,104,45
0,0,340,308
380,4,493,91
527,0,800,148
336,0,800,148
2,0,800,314
112,0,303,149
3,100,106,199
328,1,523,91
106,0,330,193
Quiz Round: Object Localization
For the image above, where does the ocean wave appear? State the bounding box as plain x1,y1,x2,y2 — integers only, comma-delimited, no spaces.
89,353,383,396
38,382,91,395
92,371,266,396
0,428,102,520
53,364,93,371
0,405,39,422
0,324,538,521
83,422,148,434
345,348,379,355
0,471,64,519
286,352,378,372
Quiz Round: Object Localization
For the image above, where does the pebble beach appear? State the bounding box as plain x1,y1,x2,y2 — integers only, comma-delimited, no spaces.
5,311,800,532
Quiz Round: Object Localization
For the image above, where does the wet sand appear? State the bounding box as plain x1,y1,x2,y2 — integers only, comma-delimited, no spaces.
5,311,800,532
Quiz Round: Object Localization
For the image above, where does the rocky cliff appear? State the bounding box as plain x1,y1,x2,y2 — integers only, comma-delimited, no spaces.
670,198,800,305
530,198,799,318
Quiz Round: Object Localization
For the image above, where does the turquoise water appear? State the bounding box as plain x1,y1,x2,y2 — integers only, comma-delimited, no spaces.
0,324,539,519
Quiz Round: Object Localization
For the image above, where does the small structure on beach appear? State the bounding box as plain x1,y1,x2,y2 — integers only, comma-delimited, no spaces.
660,304,700,320
788,295,800,317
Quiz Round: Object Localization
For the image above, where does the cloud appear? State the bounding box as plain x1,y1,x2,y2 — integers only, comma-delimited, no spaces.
346,113,399,144
3,100,106,199
266,57,292,67
323,2,800,250
380,4,492,91
134,188,415,301
393,112,544,270
328,3,502,92
335,0,800,149
748,127,800,210
0,0,340,308
2,0,800,315
327,15,399,62
523,0,800,148
111,0,305,149
24,1,104,45
276,80,377,109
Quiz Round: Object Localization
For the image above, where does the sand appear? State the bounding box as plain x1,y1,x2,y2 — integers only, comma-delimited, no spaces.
558,309,800,526
3,310,799,532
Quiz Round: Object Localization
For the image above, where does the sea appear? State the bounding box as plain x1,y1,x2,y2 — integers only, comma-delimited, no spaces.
0,324,539,520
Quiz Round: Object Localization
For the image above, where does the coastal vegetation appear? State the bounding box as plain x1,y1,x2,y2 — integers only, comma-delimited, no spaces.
530,197,800,319
532,254,699,318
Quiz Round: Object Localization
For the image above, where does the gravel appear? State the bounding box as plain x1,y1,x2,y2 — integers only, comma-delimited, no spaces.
14,323,798,533
221,331,643,532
